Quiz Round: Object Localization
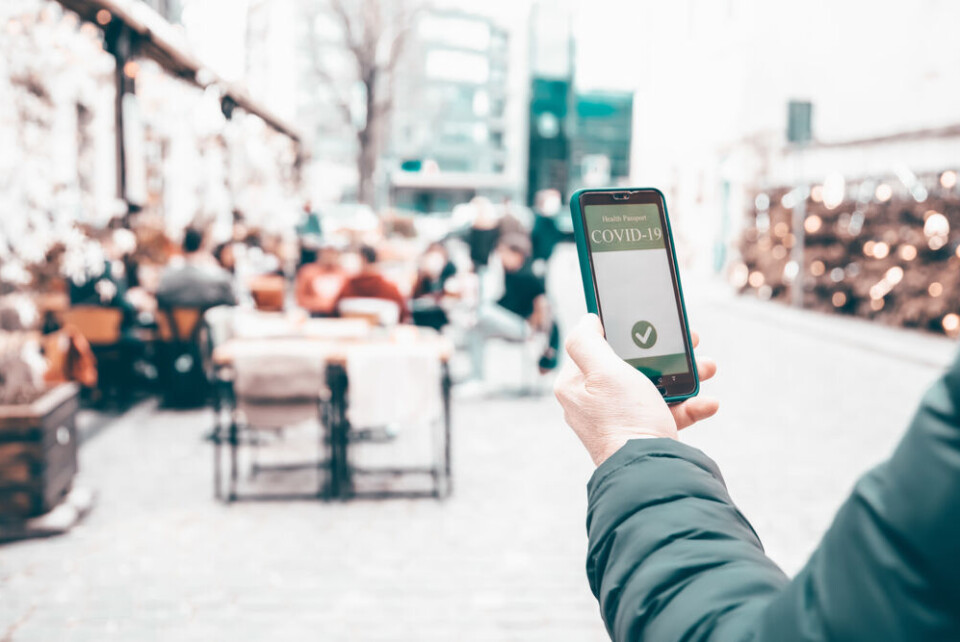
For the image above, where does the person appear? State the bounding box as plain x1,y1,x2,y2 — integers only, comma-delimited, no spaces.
466,197,502,271
467,234,559,381
334,245,407,320
554,314,960,641
295,245,349,317
410,242,458,330
156,227,236,310
530,190,564,264
296,200,323,239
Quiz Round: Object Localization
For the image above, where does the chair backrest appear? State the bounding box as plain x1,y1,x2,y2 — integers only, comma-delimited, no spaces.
61,306,123,346
232,342,328,402
231,341,329,429
155,308,202,342
338,297,401,327
248,275,286,312
345,344,442,429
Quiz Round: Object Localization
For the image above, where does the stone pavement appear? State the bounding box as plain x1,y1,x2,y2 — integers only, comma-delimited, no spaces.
2,244,957,640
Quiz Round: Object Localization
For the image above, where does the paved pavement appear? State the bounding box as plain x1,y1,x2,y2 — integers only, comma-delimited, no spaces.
1,244,956,640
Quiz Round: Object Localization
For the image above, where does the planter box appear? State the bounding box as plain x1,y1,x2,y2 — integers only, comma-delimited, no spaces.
0,383,80,519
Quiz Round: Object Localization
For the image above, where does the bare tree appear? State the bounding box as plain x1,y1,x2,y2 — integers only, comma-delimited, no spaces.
310,0,416,207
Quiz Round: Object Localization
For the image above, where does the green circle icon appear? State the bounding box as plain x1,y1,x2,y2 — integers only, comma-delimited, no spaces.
631,320,658,349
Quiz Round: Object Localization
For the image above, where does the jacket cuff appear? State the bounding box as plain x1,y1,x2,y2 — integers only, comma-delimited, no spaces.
587,437,726,498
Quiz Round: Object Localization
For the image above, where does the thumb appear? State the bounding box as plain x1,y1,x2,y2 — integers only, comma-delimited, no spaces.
565,314,626,375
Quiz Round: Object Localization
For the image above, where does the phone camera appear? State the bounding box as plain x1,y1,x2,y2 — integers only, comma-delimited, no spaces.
612,192,631,201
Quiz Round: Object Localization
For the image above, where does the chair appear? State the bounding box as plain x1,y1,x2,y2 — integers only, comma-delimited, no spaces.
60,306,127,404
215,341,330,501
338,297,401,326
60,306,123,347
155,307,215,408
248,275,286,312
338,342,451,499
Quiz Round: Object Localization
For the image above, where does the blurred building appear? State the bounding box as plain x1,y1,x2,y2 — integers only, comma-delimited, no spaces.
525,0,631,205
303,4,526,211
525,0,573,207
387,8,521,213
568,90,633,193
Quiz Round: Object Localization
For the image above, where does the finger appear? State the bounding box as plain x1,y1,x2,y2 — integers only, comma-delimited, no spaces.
672,397,720,430
690,331,699,349
564,314,624,374
553,358,583,402
696,358,717,382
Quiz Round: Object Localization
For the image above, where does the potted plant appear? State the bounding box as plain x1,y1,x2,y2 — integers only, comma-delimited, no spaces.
0,297,80,520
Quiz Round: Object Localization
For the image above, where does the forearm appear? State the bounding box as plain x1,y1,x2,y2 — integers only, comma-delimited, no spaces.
587,439,788,641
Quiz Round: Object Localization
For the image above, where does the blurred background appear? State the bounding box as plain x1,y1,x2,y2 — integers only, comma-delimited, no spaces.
0,0,958,640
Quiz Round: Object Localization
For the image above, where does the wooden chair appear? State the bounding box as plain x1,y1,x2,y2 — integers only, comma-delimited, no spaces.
249,275,286,312
60,306,123,347
155,307,214,408
60,306,126,404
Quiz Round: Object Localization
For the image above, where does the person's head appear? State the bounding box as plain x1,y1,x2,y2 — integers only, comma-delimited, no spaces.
498,233,532,272
317,246,342,270
213,242,236,271
303,200,313,213
182,227,205,255
420,242,448,277
358,245,378,269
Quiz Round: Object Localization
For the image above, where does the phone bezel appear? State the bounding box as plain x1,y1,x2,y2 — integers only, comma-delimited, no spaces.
574,188,699,401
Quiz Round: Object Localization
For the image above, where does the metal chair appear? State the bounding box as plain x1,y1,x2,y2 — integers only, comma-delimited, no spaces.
214,341,329,502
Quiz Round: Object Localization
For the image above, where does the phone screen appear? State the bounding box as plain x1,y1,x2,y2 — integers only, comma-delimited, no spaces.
580,192,695,395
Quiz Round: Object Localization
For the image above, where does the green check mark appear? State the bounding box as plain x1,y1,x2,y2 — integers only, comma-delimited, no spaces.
631,320,658,349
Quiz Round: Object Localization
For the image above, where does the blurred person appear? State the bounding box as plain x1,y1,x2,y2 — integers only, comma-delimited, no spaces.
466,233,559,382
412,242,457,299
68,227,133,312
334,245,407,320
411,242,457,330
295,245,349,317
212,241,237,275
530,190,565,264
156,227,236,310
297,200,323,239
555,314,960,641
466,197,502,270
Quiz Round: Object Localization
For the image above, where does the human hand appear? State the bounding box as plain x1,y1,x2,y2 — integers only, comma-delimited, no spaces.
554,314,719,466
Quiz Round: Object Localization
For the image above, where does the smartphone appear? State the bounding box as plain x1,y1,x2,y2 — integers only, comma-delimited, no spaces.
570,188,699,402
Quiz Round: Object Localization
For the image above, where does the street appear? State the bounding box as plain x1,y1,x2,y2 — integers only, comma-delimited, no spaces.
1,244,956,641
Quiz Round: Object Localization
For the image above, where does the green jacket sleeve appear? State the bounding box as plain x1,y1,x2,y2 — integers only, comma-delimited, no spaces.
586,439,789,641
586,353,960,641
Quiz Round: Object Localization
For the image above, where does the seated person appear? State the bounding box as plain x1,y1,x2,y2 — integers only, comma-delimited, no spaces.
411,242,457,330
295,245,349,317
156,227,237,310
467,234,559,381
334,245,408,320
412,242,457,299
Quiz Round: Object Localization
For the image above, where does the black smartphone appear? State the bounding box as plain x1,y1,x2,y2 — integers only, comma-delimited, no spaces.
570,188,699,401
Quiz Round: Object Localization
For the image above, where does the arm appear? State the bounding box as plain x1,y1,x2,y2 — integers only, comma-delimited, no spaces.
752,352,960,640
587,439,788,641
562,314,960,641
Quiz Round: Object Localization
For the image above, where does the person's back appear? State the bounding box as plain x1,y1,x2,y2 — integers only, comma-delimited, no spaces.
555,314,960,641
334,245,406,318
156,227,236,310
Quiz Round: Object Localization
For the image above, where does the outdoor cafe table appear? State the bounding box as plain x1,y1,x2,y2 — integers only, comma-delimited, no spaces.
211,321,453,501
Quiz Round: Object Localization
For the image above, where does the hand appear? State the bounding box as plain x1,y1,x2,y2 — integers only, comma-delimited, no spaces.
554,314,719,466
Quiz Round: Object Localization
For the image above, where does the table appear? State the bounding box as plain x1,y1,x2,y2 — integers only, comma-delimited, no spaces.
211,321,453,502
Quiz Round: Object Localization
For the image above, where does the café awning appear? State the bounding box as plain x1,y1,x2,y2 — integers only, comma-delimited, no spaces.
54,0,301,144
